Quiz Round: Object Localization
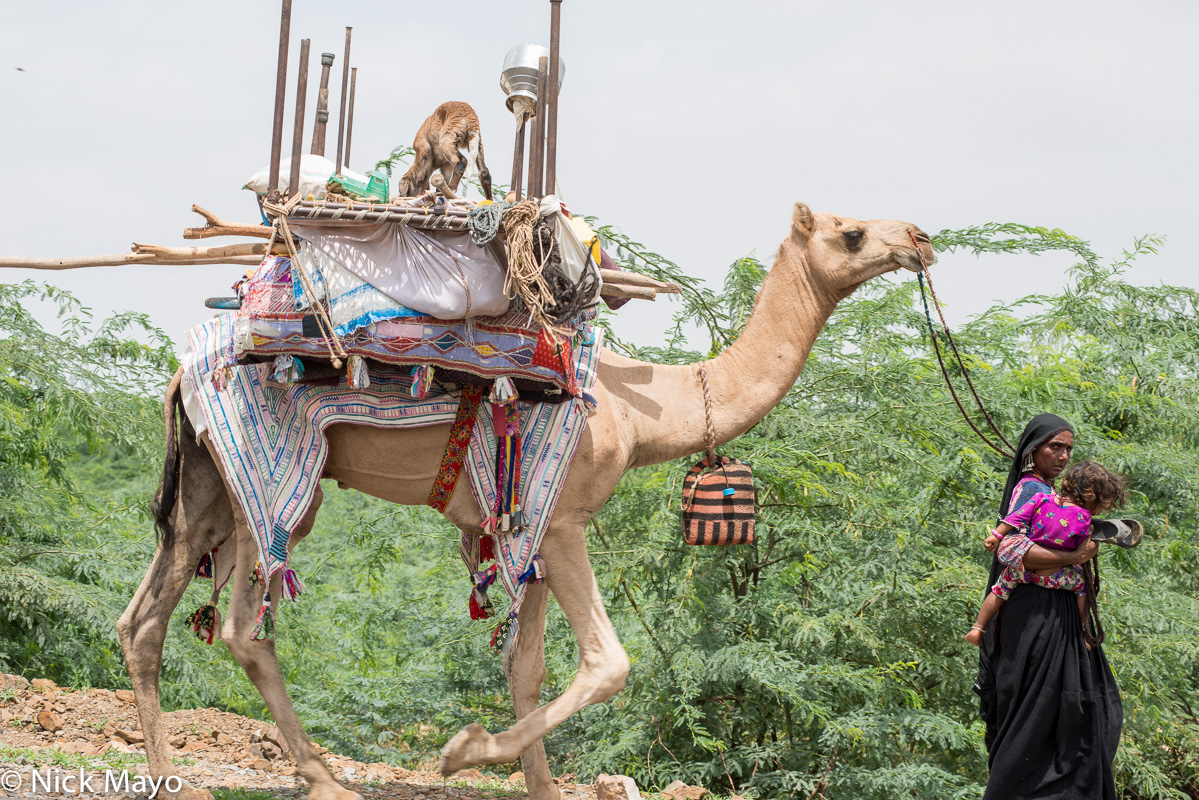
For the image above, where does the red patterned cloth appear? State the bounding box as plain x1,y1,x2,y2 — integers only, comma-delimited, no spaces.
427,385,484,512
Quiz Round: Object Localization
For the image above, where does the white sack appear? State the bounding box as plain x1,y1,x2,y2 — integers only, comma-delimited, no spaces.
289,221,510,319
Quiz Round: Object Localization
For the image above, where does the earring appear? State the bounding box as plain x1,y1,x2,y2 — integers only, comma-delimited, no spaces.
1021,452,1035,473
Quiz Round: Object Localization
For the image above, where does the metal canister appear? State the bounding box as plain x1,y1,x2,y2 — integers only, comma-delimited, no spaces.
500,43,566,112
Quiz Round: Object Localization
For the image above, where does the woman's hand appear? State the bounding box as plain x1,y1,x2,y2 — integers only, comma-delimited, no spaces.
984,532,1002,553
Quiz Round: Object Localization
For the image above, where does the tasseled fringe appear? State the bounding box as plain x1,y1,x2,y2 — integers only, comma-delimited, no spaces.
493,401,522,532
194,549,215,580
281,567,305,602
347,355,370,390
249,561,263,587
251,592,275,640
185,604,220,645
411,365,435,398
489,613,518,655
517,554,545,585
469,563,498,620
469,588,494,620
272,354,305,384
479,535,495,563
489,376,519,403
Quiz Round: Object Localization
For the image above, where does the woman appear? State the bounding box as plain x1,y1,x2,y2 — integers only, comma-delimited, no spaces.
974,413,1123,799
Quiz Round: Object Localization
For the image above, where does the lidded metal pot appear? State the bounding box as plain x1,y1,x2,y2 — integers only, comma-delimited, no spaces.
500,43,566,114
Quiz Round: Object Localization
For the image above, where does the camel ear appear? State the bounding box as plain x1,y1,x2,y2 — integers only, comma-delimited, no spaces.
792,202,815,241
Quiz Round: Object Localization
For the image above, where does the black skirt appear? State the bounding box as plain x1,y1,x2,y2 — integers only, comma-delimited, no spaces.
981,584,1123,800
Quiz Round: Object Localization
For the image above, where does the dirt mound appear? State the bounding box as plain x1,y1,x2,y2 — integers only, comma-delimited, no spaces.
0,673,598,799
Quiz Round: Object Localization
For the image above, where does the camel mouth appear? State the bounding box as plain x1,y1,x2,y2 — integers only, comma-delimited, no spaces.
896,247,929,272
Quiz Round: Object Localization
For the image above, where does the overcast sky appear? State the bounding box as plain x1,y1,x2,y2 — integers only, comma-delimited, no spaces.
2,1,1196,350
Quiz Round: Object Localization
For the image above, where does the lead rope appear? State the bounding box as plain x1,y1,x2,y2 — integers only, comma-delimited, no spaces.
909,232,1015,461
684,363,729,510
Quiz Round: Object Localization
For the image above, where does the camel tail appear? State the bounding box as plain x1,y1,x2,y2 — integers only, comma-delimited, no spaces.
151,369,184,551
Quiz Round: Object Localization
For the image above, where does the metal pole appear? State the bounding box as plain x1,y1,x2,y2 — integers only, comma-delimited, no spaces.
267,0,293,202
288,39,311,199
334,27,353,177
311,52,335,156
545,0,563,196
529,56,548,198
510,119,526,200
345,67,358,169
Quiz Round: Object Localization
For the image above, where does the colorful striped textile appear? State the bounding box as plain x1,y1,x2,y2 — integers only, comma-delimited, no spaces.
180,313,602,633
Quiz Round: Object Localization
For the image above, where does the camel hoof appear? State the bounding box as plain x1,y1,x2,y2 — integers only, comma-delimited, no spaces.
161,781,213,800
438,722,493,775
308,785,365,800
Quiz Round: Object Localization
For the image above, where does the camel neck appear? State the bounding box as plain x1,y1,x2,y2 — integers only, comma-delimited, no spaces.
627,246,839,467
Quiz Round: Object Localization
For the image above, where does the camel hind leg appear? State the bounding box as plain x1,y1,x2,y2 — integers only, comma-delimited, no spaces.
219,484,363,800
118,430,233,800
439,519,630,777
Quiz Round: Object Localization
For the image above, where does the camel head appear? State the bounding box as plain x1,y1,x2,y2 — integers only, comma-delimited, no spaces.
786,202,935,299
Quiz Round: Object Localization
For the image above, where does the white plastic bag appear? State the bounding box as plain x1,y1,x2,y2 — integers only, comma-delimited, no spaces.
540,196,602,303
243,154,370,199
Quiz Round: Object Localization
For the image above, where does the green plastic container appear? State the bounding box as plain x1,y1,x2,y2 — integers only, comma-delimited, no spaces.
328,170,390,202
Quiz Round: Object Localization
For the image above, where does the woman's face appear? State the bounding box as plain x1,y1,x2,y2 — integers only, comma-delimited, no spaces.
1033,430,1074,480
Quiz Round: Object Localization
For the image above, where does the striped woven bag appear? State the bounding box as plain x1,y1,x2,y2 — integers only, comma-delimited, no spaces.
681,456,755,546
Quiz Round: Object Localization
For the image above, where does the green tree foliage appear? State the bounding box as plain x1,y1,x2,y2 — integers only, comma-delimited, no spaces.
2,220,1197,799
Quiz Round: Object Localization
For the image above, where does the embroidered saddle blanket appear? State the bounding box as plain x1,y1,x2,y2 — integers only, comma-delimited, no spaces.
180,313,602,630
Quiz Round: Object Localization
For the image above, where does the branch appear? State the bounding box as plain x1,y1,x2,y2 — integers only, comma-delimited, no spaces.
0,253,263,270
131,242,285,260
184,204,274,240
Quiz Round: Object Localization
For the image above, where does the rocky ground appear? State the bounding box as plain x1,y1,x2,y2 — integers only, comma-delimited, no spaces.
0,674,713,800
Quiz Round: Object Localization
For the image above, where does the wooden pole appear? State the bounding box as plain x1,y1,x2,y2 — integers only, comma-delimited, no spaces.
545,0,563,196
267,0,293,202
529,56,549,198
334,27,353,177
311,52,335,156
345,67,358,168
510,119,527,200
0,254,265,271
288,39,311,199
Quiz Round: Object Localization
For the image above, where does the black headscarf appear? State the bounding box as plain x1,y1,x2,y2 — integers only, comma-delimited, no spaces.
995,412,1074,523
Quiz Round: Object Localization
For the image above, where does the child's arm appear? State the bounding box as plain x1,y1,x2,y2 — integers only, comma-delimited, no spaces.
984,521,1016,553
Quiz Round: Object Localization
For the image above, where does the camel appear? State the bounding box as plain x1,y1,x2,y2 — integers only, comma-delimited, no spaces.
117,202,934,800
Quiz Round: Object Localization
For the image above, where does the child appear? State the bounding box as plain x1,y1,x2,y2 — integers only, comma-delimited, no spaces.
965,460,1125,647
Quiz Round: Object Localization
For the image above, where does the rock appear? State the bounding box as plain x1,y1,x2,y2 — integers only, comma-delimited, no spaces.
509,771,524,782
114,728,144,744
663,782,709,800
36,710,63,732
248,758,273,771
30,678,58,692
596,773,643,800
0,709,11,724
114,690,135,703
169,734,188,748
261,741,282,761
453,768,483,780
181,739,209,753
0,672,31,690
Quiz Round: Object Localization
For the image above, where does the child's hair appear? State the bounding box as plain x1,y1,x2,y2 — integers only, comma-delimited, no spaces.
1059,460,1126,514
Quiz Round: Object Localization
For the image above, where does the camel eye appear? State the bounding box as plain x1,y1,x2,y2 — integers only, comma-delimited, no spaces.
843,230,864,249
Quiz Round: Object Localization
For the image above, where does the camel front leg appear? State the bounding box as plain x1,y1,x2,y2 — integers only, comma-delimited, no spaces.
502,581,559,800
439,522,630,774
220,492,362,800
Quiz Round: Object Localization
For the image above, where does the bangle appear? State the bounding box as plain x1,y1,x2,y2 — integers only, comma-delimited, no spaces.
971,625,986,633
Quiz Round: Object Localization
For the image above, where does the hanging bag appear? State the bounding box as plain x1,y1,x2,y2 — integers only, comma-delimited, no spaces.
680,364,755,546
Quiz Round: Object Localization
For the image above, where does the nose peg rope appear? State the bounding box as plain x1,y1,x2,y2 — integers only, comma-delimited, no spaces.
908,231,1016,461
